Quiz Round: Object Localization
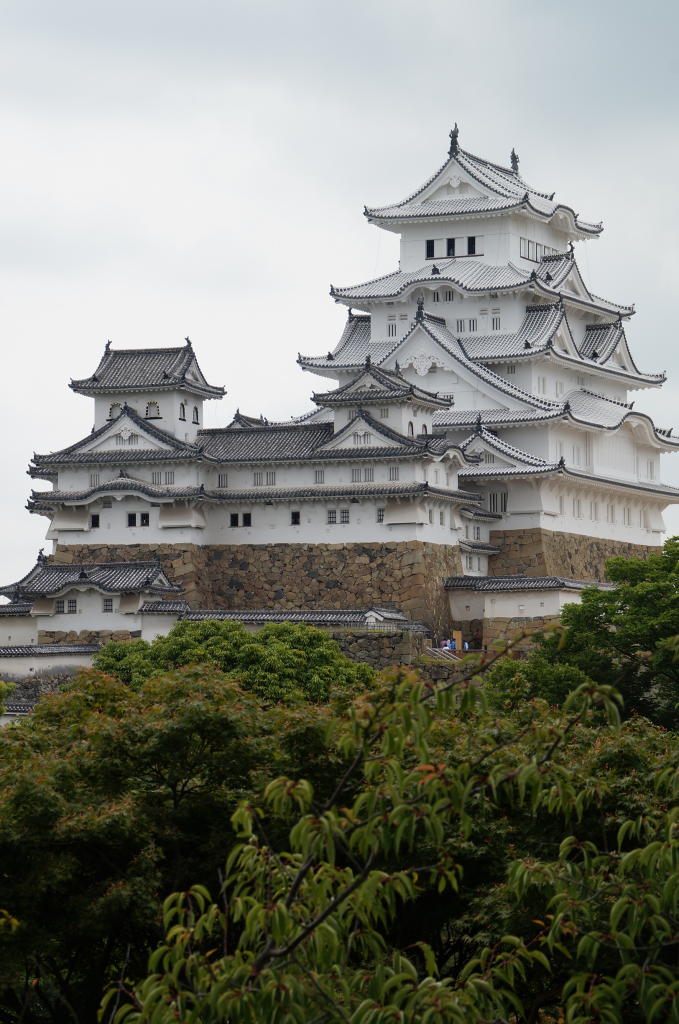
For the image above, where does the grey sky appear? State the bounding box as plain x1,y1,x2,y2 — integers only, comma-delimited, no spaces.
1,0,678,580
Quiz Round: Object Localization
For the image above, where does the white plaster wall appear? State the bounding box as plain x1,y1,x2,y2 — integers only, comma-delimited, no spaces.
93,390,206,438
0,617,36,645
0,652,95,678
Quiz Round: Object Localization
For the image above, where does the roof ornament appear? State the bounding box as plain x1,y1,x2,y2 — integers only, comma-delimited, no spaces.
394,360,400,373
184,336,191,346
568,241,575,257
78,569,88,580
563,400,571,413
105,339,112,352
326,352,334,360
329,285,336,297
510,148,520,174
365,353,372,368
37,548,46,565
347,307,354,320
524,341,531,349
558,455,566,468
415,296,424,321
431,264,440,275
475,413,482,434
448,122,459,157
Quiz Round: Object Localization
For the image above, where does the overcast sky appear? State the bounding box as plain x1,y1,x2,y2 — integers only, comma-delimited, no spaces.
1,0,678,581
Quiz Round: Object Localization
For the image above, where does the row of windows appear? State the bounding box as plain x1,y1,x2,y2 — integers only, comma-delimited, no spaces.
90,471,175,487
428,289,455,303
519,238,559,262
55,597,114,614
425,236,483,259
108,402,200,424
559,495,649,527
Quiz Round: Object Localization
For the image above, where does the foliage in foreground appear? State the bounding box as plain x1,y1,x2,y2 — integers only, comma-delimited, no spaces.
533,536,679,728
103,662,679,1024
94,619,374,700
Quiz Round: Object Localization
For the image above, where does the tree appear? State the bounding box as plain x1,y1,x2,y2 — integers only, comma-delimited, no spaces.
534,536,679,727
0,666,347,1024
94,620,374,701
103,660,679,1023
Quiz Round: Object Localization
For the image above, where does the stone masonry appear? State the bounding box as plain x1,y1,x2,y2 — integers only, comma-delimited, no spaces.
488,528,657,581
53,541,463,629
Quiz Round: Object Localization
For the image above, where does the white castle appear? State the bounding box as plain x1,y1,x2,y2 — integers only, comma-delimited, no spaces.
1,126,676,671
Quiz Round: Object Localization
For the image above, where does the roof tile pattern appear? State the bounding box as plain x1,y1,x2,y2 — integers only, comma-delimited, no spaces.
71,341,224,398
0,558,181,599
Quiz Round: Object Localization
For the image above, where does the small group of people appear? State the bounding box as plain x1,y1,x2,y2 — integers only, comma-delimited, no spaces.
440,637,470,652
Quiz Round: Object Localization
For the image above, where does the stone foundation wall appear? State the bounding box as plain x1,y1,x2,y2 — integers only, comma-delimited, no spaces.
482,614,561,649
37,629,138,646
53,541,462,630
488,529,657,581
329,629,429,669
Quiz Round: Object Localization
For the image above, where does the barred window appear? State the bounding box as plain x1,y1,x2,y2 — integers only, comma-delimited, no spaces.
165,471,174,485
55,599,64,613
253,471,264,486
376,507,385,523
389,466,400,481
351,468,361,482
67,599,77,614
103,598,113,613
363,467,374,482
266,471,276,486
327,509,337,524
90,473,100,487
314,469,325,484
217,473,228,487
152,471,162,485
340,508,350,524
243,513,252,527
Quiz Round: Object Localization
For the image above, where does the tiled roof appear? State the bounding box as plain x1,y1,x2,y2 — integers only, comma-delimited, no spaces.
0,644,101,657
0,601,33,617
0,557,181,600
364,146,602,236
458,463,559,480
140,600,192,615
70,341,225,398
31,404,201,469
459,426,552,467
434,408,564,428
330,258,528,302
180,607,427,630
30,475,206,507
207,482,482,504
460,303,565,360
459,540,501,554
311,362,451,408
198,423,334,462
299,314,397,370
444,575,614,592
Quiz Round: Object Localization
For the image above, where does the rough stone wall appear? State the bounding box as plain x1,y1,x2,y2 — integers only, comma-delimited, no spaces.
481,614,561,649
488,529,657,581
37,629,138,646
329,629,428,669
54,541,462,629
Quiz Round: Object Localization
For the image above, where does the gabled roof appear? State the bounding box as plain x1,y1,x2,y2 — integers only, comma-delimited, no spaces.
227,410,271,429
460,302,567,360
28,472,207,510
299,313,396,371
198,422,335,462
363,141,602,237
30,404,201,473
0,555,181,600
311,361,451,409
179,607,427,630
70,340,225,399
459,425,552,467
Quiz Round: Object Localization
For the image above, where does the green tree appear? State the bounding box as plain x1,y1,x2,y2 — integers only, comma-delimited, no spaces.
0,666,345,1024
94,620,374,700
103,664,679,1024
535,536,679,727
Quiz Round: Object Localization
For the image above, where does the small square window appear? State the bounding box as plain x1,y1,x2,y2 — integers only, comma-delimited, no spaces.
468,318,478,332
151,471,162,485
327,509,337,524
439,510,445,525
376,507,385,523
242,512,252,527
314,469,325,484
90,514,100,528
140,512,150,527
425,239,435,259
444,289,454,302
291,510,301,525
55,599,64,614
379,407,389,419
127,513,137,527
266,471,276,486
90,473,100,488
446,238,455,258
363,467,374,482
456,319,465,332
389,466,399,481
67,599,77,614
164,471,174,485
340,508,350,524
253,471,264,486
351,468,361,483
103,598,113,613
217,473,228,488
230,513,239,527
